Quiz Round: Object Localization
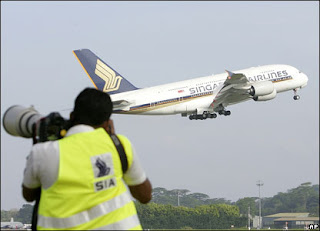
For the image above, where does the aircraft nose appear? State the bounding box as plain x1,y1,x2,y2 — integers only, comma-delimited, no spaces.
300,72,308,88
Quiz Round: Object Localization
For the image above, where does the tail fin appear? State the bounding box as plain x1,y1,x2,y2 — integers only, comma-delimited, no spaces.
73,49,138,94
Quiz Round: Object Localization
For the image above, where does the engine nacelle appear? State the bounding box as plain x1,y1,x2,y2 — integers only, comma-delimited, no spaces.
249,81,274,97
253,89,277,101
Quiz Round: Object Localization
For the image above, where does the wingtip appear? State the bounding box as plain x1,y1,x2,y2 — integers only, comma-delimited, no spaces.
225,70,234,79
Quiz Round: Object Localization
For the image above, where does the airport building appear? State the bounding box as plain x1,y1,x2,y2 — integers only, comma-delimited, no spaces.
263,213,319,229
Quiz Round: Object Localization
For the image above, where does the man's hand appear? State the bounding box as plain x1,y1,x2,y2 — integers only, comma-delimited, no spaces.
22,185,41,202
128,178,152,204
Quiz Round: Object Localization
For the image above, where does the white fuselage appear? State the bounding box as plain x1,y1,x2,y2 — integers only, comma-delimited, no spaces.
111,64,308,115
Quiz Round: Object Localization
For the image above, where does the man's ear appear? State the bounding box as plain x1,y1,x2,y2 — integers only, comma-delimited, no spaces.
102,120,110,133
70,111,74,121
102,119,115,135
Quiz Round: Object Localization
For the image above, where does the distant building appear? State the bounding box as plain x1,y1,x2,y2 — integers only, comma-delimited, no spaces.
274,217,319,229
263,213,319,229
264,213,309,225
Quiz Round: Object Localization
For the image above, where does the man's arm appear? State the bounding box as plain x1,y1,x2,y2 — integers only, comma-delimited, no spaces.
104,120,153,203
22,147,41,202
128,178,152,204
22,185,41,202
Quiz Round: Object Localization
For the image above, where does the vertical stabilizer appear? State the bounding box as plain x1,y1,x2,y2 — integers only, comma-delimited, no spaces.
73,49,138,94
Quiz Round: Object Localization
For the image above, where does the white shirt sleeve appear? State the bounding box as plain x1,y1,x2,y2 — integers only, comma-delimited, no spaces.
22,142,60,189
23,148,41,188
123,145,147,186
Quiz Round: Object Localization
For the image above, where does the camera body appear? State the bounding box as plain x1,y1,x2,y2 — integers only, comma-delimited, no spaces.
3,105,70,143
34,112,70,143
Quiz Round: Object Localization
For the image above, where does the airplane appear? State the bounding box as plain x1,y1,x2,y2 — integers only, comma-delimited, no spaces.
1,218,24,229
23,224,32,229
73,49,308,120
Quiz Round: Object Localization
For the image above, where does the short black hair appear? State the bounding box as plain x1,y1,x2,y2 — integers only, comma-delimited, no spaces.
72,88,113,126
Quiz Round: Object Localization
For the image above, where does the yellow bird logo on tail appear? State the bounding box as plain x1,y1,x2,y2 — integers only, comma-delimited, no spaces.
94,59,123,92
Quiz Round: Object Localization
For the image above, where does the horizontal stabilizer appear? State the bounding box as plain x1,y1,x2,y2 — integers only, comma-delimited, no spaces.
112,100,133,111
113,100,132,107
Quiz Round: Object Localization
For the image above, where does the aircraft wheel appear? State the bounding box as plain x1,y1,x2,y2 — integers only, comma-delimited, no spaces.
212,113,217,118
196,115,203,120
293,95,300,100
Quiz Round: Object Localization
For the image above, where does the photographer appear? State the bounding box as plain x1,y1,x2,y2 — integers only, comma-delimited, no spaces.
22,88,152,230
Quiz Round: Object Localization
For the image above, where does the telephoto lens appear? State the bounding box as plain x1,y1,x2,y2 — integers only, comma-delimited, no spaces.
3,105,42,138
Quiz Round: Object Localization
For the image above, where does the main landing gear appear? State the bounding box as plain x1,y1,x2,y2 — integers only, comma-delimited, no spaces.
189,110,231,120
189,112,217,120
218,110,231,116
293,88,300,100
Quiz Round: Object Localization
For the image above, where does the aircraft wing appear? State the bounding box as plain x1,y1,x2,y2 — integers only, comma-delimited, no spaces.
211,70,251,109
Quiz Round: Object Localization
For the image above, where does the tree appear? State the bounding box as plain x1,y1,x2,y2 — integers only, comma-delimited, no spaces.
261,182,319,216
135,202,246,229
236,197,256,217
1,209,19,222
15,204,34,224
205,198,232,205
151,187,232,207
189,193,210,201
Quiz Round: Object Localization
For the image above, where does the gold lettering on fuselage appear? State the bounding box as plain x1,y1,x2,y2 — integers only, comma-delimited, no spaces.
94,59,122,92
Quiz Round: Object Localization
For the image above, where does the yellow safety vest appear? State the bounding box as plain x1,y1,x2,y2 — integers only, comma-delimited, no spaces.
37,128,142,230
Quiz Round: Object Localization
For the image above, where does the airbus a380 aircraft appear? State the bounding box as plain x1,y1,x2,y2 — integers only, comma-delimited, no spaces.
73,49,308,120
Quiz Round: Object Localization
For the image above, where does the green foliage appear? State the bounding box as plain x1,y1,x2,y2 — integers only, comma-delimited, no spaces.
1,204,34,223
1,209,19,222
142,183,319,228
236,197,257,217
261,183,319,216
135,202,246,229
15,204,34,224
151,187,232,207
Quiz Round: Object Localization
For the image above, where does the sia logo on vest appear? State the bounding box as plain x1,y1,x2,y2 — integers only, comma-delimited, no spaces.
95,157,110,177
91,153,116,192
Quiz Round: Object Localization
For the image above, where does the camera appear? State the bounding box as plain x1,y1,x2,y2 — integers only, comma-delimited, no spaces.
3,105,70,143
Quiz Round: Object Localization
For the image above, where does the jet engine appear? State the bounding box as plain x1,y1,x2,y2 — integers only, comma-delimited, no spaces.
248,81,274,97
253,89,277,101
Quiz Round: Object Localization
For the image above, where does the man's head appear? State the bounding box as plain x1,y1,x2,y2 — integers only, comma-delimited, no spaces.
71,88,113,127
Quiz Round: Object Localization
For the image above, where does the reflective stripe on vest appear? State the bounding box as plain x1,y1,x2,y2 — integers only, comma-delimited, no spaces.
38,191,132,229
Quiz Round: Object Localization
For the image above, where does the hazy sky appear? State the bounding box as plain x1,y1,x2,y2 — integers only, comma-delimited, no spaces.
1,1,319,210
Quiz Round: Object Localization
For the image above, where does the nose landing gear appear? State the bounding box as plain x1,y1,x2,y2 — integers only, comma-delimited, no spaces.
293,88,300,100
